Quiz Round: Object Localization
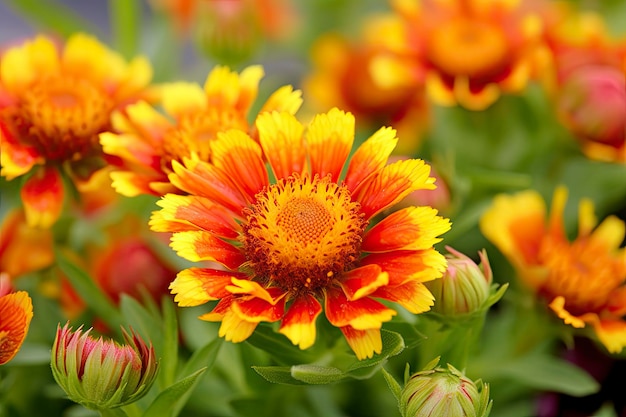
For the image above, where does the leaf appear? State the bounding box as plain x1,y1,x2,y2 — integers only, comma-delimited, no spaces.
251,366,308,385
245,324,318,365
178,337,223,380
160,297,179,388
142,367,207,417
498,353,600,397
381,368,402,403
290,364,345,384
55,248,124,330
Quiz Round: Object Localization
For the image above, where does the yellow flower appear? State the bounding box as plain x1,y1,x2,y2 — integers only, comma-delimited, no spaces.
0,34,153,227
480,187,626,353
389,0,550,110
151,108,451,359
100,65,302,196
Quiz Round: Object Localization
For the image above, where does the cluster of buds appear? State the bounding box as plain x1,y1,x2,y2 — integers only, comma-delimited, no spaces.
50,323,158,410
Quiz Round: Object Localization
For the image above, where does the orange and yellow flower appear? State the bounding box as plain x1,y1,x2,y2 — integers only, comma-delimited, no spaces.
0,274,34,365
0,34,154,228
304,15,429,153
480,187,626,353
388,0,550,110
150,108,451,359
100,65,302,197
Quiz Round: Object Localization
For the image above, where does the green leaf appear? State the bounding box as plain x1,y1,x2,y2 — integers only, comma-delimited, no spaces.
109,0,141,58
178,337,223,380
381,368,402,403
245,324,318,364
4,0,101,39
55,248,124,330
160,297,179,388
498,353,600,397
251,366,308,385
142,367,207,417
290,365,345,384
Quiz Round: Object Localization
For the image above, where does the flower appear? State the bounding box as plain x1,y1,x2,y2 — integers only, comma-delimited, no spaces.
150,108,451,359
304,16,429,153
398,357,492,417
426,247,493,317
0,34,153,228
100,65,302,197
0,274,34,365
50,323,158,410
388,0,550,110
480,186,626,353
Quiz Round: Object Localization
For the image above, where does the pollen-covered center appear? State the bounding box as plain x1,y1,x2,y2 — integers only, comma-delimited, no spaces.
427,18,509,78
17,77,114,161
243,175,367,294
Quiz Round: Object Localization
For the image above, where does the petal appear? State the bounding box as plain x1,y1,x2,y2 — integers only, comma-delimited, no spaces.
0,124,41,179
279,294,322,349
593,319,626,354
204,65,263,112
225,279,285,306
21,166,65,228
234,65,265,113
110,101,171,143
325,287,396,330
548,186,568,239
548,296,597,329
63,33,119,83
150,194,239,238
306,108,354,182
230,292,285,323
362,206,451,252
425,71,457,107
479,190,546,268
356,159,436,219
169,230,245,269
169,268,242,306
169,159,247,215
100,132,161,170
1,36,59,93
339,326,382,360
361,249,448,286
211,130,269,202
161,82,207,117
589,215,626,251
343,126,398,193
0,291,34,365
259,85,303,115
256,111,306,179
199,297,258,343
109,171,159,197
338,265,389,301
372,280,435,314
453,76,500,111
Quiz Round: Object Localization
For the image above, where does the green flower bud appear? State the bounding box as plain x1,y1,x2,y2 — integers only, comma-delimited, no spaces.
427,247,493,316
50,323,158,410
400,357,492,417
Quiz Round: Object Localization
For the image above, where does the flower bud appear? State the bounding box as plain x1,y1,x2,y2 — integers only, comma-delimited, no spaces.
400,357,492,417
426,247,493,316
50,323,158,410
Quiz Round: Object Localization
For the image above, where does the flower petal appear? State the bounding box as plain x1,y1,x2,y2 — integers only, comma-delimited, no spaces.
279,294,322,349
109,171,159,197
0,124,41,179
343,126,398,193
592,318,626,354
339,326,382,360
548,296,597,329
150,194,239,238
362,206,451,252
21,166,65,228
372,280,435,314
161,82,207,117
169,230,245,269
259,85,303,115
306,108,354,182
211,130,269,203
225,279,285,305
256,111,306,179
170,268,242,306
0,291,34,365
325,287,396,330
338,264,389,301
169,159,247,215
1,36,59,93
231,292,285,323
199,297,258,343
361,249,448,286
355,159,436,219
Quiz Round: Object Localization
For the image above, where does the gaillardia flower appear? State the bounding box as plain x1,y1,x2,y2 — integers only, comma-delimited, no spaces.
389,0,550,110
100,65,302,196
0,275,34,365
51,323,158,410
0,34,153,228
151,108,451,359
480,187,626,353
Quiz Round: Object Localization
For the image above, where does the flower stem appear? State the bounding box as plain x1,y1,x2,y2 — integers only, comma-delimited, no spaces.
100,407,130,417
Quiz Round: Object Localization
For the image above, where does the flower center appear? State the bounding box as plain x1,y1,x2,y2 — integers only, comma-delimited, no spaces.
539,237,625,314
161,109,248,170
426,18,509,79
242,175,367,295
17,77,114,161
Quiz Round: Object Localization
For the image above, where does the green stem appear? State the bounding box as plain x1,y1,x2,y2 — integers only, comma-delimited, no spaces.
100,407,129,417
109,0,140,58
